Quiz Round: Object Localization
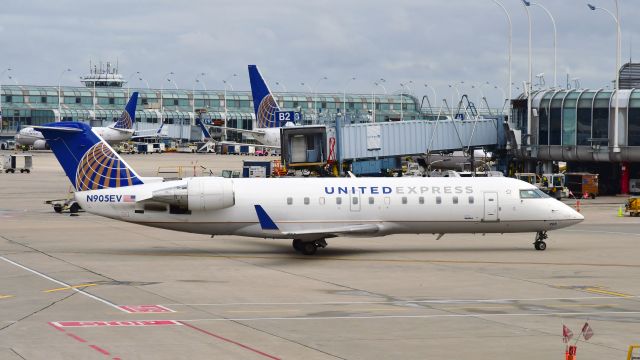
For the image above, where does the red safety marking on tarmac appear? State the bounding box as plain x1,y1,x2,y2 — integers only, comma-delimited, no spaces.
66,332,87,343
48,322,119,358
179,321,281,360
89,345,110,356
52,320,182,328
118,304,175,313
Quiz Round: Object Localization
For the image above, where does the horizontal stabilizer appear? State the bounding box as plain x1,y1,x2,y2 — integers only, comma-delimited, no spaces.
32,125,83,133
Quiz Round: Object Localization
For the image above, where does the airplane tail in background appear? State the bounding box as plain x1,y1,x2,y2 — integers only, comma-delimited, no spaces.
37,122,144,191
195,118,212,140
112,92,138,129
248,65,281,128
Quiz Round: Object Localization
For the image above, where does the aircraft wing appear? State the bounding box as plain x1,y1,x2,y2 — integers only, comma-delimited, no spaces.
254,205,381,240
281,224,381,239
107,126,135,134
209,125,265,136
32,125,83,133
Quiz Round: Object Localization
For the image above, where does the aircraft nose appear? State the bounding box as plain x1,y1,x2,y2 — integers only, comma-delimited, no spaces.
562,202,584,222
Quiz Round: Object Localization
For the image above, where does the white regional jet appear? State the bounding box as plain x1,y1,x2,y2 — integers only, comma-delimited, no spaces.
14,92,140,150
38,121,583,255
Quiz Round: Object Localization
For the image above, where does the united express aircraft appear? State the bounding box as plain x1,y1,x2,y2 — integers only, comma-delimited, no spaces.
38,122,583,255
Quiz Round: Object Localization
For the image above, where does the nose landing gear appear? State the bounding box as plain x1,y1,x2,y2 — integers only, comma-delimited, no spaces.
534,231,547,251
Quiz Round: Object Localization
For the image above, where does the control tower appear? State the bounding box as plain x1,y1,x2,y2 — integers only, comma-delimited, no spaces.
80,61,126,88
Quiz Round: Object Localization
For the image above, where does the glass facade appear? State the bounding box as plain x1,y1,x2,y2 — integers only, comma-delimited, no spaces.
630,90,640,146
0,85,424,133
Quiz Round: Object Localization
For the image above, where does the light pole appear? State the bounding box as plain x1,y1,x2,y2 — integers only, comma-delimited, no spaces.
524,1,557,88
588,2,621,152
491,0,513,104
160,72,174,126
126,71,141,99
313,76,328,116
372,80,386,122
223,73,237,141
399,81,412,121
0,67,11,132
521,0,533,141
423,83,438,114
193,72,206,119
342,76,356,118
58,68,72,121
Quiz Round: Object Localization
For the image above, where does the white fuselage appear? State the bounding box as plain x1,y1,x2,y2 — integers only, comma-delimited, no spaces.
76,177,583,240
249,128,280,147
14,127,44,146
15,126,132,147
92,127,133,144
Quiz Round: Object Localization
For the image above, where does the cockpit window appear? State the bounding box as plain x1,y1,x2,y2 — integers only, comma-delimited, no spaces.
519,189,550,199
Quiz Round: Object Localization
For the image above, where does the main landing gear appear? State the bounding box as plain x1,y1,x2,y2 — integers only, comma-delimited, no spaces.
534,231,548,251
292,239,327,255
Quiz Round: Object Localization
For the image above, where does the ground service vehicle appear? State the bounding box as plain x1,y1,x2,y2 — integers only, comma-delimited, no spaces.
565,172,599,199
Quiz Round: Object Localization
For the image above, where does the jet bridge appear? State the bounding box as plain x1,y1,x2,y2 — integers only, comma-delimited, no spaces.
337,117,503,161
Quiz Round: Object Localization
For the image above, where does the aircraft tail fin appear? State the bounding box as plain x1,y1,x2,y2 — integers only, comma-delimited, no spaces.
195,118,212,140
112,92,138,129
248,65,281,128
37,122,144,191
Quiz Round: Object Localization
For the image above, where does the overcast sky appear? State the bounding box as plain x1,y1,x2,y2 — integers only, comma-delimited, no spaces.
1,0,638,106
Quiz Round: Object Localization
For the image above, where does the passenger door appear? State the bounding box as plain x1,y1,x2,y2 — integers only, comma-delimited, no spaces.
483,192,499,221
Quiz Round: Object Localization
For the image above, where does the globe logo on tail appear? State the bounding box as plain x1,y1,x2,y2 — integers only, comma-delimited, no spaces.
256,94,280,128
75,142,140,191
113,110,132,129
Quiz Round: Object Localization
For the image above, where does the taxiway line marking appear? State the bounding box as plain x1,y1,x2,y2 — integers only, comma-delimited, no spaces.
0,295,13,299
584,288,632,297
163,295,637,307
0,256,126,312
130,253,640,268
179,321,281,360
43,283,97,293
179,309,640,322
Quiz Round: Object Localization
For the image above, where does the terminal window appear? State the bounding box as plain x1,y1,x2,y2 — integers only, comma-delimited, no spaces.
109,97,115,105
41,96,47,103
5,95,11,103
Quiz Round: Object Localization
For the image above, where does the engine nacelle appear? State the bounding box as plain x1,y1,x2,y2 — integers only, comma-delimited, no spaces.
151,178,234,212
33,139,49,150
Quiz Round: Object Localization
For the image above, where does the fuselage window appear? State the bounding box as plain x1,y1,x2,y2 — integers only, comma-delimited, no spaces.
319,197,325,205
304,197,310,205
352,197,358,205
402,196,408,204
287,197,293,205
436,196,442,204
384,197,391,205
468,196,474,204
419,196,424,204
369,197,375,205
453,196,458,204
336,197,342,205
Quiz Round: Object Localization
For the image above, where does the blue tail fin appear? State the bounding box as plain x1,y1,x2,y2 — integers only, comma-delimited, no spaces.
248,65,281,128
195,118,211,140
37,122,144,191
112,92,138,129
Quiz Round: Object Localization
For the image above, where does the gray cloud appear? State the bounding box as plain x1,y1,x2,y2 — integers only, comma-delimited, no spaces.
0,0,637,107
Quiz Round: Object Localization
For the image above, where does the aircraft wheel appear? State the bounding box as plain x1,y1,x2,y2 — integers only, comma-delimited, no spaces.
292,239,304,252
534,241,547,251
69,202,80,214
301,242,317,255
53,204,63,213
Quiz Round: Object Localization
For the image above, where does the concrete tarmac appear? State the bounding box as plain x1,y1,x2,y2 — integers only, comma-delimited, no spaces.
1,151,640,359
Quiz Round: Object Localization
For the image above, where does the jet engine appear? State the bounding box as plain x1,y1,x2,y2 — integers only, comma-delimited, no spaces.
151,178,234,212
33,139,50,150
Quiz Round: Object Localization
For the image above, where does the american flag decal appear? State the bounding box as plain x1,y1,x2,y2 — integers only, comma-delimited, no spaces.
123,195,136,202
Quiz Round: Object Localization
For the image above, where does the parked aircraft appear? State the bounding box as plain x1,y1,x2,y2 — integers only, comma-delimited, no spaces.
38,121,583,255
200,65,299,148
14,92,154,149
